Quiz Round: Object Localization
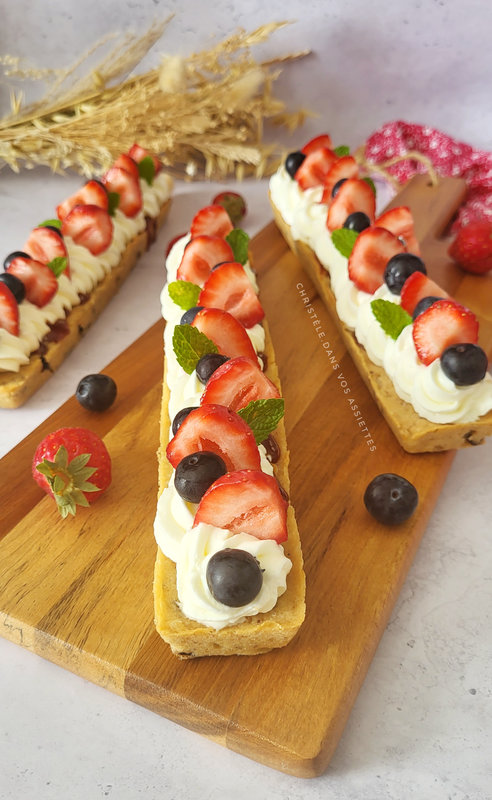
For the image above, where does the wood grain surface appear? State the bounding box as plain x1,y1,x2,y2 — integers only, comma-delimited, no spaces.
1,178,488,776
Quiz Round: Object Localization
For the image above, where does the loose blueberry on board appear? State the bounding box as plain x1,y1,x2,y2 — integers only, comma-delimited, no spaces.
75,374,117,412
171,406,199,436
3,251,30,270
174,451,227,503
0,272,25,303
343,211,371,233
440,343,488,386
285,151,306,179
412,295,444,320
180,306,204,325
364,473,418,525
384,253,427,295
196,353,230,384
206,548,263,607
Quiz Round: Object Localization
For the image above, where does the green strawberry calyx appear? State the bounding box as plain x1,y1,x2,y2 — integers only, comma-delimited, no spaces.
36,444,100,518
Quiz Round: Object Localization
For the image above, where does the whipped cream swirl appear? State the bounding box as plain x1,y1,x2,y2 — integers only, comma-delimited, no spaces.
175,523,291,630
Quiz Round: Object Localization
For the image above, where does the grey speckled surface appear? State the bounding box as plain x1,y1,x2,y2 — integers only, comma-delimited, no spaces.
1,3,491,798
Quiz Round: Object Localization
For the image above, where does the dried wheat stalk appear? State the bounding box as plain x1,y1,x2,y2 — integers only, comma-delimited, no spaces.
0,19,310,179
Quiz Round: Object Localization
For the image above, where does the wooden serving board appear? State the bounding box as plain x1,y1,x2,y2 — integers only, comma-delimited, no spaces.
1,176,490,777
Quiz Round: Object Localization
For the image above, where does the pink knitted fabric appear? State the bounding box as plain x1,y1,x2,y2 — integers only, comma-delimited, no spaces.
364,121,492,230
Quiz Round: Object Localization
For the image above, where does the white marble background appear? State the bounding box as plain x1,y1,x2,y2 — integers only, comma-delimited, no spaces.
1,2,492,799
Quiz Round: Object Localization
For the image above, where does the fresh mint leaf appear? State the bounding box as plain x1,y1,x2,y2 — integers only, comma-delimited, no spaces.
371,299,412,340
38,218,62,229
138,156,155,186
172,324,218,374
226,228,249,265
237,398,285,445
168,280,201,311
331,228,359,258
363,176,377,195
47,256,68,278
107,192,120,216
333,145,350,157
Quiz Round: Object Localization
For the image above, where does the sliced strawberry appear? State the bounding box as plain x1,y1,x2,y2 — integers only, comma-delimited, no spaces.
412,300,479,366
375,206,421,255
194,469,288,543
56,180,109,222
102,166,143,217
348,227,406,294
112,153,140,180
326,178,376,232
6,255,58,307
295,147,338,191
0,283,19,335
190,205,234,239
176,235,234,286
200,356,280,411
166,404,261,473
23,226,69,276
192,308,257,360
301,134,333,155
400,272,449,315
61,205,113,256
321,156,359,203
198,262,264,327
128,143,162,174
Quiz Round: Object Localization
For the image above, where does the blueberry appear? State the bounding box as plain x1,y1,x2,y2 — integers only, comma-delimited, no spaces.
285,151,306,179
206,548,263,607
174,451,227,503
196,353,229,384
364,473,418,525
180,306,203,325
412,295,444,320
0,272,25,303
75,373,117,411
343,212,371,233
172,406,198,436
3,251,30,270
332,178,347,198
441,343,488,386
384,253,427,295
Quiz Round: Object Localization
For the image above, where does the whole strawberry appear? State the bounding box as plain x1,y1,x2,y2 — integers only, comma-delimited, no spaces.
212,191,247,226
32,427,112,517
448,220,492,275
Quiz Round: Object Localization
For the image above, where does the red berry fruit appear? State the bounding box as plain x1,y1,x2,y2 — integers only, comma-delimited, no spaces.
198,261,264,328
56,179,109,222
375,206,421,256
326,178,376,232
448,220,492,275
0,282,19,336
166,404,261,473
194,469,289,544
32,427,112,517
348,227,406,294
412,299,479,366
6,254,58,307
200,356,280,411
212,191,247,225
190,205,234,238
